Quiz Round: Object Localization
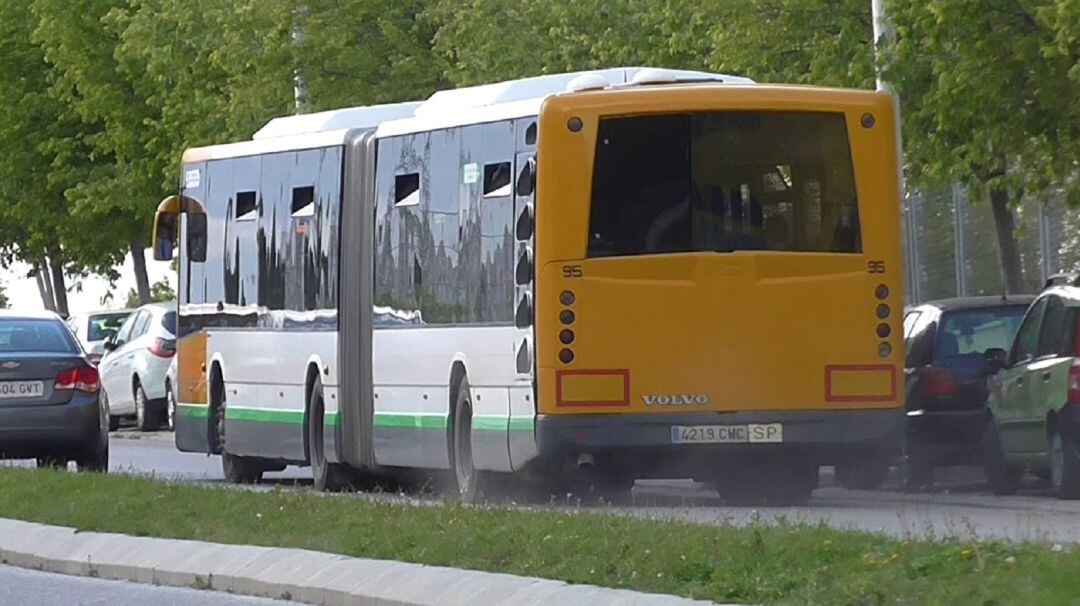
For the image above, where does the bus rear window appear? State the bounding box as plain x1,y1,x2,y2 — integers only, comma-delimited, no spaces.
588,112,861,257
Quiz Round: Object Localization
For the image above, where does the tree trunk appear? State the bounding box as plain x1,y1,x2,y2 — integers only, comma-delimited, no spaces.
33,263,56,312
989,186,1025,294
130,237,151,305
47,255,69,318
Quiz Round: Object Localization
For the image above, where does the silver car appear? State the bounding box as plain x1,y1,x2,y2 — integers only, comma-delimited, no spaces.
0,310,109,471
98,302,176,432
67,310,133,366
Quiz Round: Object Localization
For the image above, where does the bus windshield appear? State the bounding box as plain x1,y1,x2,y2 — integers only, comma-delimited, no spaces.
588,111,860,257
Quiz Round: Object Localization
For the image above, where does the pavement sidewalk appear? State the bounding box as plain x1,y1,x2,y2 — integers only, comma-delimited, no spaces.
0,517,729,606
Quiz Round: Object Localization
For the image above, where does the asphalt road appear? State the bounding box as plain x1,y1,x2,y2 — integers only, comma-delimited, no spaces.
0,564,301,606
8,430,1080,544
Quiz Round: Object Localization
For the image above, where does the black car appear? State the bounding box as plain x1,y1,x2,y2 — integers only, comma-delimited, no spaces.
0,311,109,471
899,295,1034,491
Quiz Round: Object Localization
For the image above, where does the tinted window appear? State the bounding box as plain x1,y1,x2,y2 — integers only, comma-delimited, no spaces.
1011,298,1048,365
588,112,860,257
0,319,78,353
1038,297,1069,357
161,311,176,335
935,306,1026,360
374,122,515,327
904,309,936,367
87,312,129,342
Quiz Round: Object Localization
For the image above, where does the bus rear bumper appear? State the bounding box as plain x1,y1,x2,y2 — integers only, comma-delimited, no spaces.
535,409,904,469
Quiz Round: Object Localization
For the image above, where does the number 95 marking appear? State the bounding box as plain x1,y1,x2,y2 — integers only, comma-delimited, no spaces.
562,265,583,278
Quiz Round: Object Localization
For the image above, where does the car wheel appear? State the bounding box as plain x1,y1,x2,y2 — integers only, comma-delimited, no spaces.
165,382,176,432
1049,430,1080,500
449,376,480,504
134,382,157,432
101,389,120,432
836,459,891,490
982,421,1021,495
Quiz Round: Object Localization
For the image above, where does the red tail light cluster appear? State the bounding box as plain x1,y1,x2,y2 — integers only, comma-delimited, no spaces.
1068,362,1080,406
920,366,958,398
149,338,176,358
55,366,100,393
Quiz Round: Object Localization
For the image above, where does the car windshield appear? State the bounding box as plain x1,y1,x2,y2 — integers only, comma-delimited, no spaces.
0,319,79,353
87,312,130,341
934,306,1027,359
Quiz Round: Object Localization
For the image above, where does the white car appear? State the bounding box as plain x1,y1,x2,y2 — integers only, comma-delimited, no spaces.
67,310,133,365
98,302,176,431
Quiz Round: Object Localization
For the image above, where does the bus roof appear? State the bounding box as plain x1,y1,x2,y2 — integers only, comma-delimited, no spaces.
182,67,753,162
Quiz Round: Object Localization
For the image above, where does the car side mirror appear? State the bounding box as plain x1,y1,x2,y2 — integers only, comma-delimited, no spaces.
102,338,118,353
984,348,1007,370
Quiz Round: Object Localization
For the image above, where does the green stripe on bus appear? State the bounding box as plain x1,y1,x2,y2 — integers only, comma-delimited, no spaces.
373,413,448,430
508,416,534,432
177,404,209,420
225,408,305,425
327,411,340,427
472,416,507,432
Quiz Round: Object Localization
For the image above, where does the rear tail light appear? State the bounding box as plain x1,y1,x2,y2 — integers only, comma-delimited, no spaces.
149,337,176,358
1068,361,1080,406
1074,313,1080,357
55,366,100,393
920,366,958,397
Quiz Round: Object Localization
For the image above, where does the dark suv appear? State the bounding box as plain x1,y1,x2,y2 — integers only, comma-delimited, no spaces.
898,296,1034,491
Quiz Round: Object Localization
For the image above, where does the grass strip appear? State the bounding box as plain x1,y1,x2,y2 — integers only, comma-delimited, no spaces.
0,467,1077,605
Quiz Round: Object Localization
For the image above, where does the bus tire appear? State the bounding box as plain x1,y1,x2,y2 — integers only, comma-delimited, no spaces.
449,376,480,504
308,378,348,492
982,421,1020,495
1050,428,1080,500
213,372,262,484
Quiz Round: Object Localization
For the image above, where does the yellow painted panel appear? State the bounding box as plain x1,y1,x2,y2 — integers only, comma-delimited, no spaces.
558,371,628,405
826,366,896,401
533,84,904,416
177,331,208,407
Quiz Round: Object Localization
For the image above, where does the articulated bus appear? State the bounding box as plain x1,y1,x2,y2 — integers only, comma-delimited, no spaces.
153,67,904,504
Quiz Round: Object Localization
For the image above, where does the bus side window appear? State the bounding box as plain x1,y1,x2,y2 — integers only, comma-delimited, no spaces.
291,186,315,217
394,173,420,207
483,162,512,198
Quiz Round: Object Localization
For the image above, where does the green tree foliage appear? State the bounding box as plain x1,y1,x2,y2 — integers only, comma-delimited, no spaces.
296,0,448,111
123,278,175,309
435,0,873,88
0,1,103,315
885,0,1080,293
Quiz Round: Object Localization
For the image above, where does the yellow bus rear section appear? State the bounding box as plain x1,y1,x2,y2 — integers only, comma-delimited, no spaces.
534,85,904,416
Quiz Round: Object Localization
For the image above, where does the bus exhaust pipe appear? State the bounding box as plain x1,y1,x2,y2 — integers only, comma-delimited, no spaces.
576,453,595,470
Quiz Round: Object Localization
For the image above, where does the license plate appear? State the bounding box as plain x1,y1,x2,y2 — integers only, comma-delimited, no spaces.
671,423,783,444
0,381,45,399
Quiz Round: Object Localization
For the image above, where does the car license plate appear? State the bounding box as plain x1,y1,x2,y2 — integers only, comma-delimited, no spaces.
0,381,45,399
671,423,783,444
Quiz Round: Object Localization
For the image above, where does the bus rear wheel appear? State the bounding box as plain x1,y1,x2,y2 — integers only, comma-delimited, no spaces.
212,375,263,484
308,378,348,492
449,376,480,504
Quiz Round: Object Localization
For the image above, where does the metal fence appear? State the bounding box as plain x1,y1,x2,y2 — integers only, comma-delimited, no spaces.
902,186,1078,305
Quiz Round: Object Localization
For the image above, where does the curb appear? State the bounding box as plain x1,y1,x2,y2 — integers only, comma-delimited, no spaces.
0,518,727,605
